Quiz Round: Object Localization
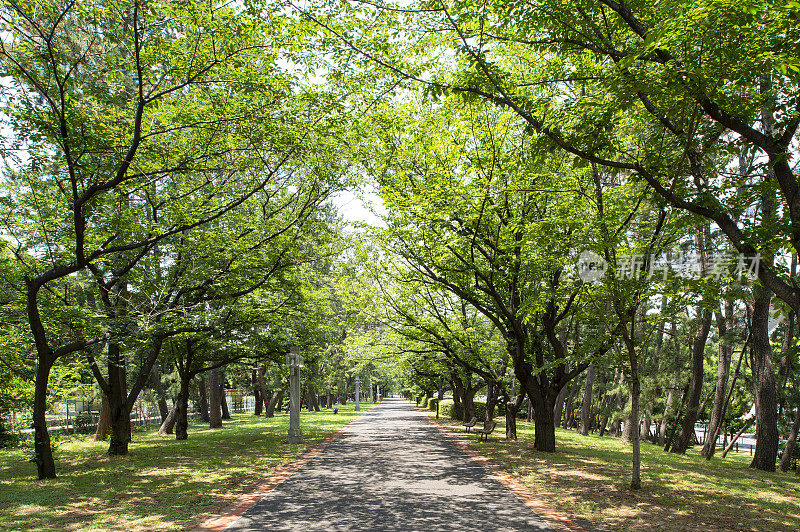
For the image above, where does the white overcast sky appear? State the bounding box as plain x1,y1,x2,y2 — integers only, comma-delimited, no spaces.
332,188,386,229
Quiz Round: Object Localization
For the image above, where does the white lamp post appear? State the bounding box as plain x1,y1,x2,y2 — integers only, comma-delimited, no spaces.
286,346,303,444
354,376,360,411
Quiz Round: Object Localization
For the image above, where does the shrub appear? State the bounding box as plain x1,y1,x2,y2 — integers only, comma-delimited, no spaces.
420,396,429,408
428,398,438,411
472,400,486,421
439,399,493,421
74,413,93,434
439,399,463,420
0,421,19,449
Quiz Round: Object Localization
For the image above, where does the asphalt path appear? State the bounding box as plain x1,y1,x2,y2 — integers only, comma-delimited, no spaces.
225,398,555,531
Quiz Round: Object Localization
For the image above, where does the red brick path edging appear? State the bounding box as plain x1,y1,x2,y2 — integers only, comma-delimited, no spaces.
191,412,368,532
422,411,588,532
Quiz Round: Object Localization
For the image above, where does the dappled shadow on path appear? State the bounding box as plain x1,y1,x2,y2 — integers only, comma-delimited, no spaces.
227,399,553,531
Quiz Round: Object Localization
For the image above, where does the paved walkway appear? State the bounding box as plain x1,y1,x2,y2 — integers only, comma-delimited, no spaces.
224,398,556,531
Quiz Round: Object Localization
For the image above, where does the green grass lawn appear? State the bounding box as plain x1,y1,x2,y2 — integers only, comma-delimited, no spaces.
0,403,373,531
429,411,800,532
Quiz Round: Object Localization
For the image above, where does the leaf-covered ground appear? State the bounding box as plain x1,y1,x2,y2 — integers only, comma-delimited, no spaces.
0,404,372,531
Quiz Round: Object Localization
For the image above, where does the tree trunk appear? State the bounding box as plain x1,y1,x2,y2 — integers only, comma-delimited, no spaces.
308,385,320,412
579,364,595,435
533,397,557,452
564,378,578,428
610,368,625,436
484,381,498,423
158,396,179,435
463,384,477,422
95,394,110,441
220,380,231,419
672,307,713,454
779,407,800,472
266,389,283,418
32,356,57,479
721,420,753,459
209,365,222,428
624,333,641,490
198,375,210,423
702,300,734,459
748,81,780,472
257,365,271,416
451,373,464,417
505,393,526,440
749,285,780,471
665,380,691,452
150,366,170,423
640,402,653,442
253,370,263,416
107,342,131,456
658,387,674,446
176,374,191,441
553,381,568,427
622,391,638,444
778,307,796,416
599,414,609,436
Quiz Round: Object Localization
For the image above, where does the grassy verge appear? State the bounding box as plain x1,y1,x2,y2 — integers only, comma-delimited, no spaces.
0,403,373,531
425,410,800,531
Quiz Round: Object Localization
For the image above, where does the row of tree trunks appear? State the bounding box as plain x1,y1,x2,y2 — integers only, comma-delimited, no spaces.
579,364,595,436
658,321,681,445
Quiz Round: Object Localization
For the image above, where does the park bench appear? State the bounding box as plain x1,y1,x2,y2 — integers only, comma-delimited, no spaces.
462,417,477,432
474,421,497,441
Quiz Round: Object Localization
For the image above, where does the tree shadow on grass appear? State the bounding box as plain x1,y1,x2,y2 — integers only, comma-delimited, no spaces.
453,420,800,532
0,412,360,531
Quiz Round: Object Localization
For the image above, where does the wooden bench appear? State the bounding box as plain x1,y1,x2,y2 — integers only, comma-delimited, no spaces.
462,417,477,432
474,421,497,441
